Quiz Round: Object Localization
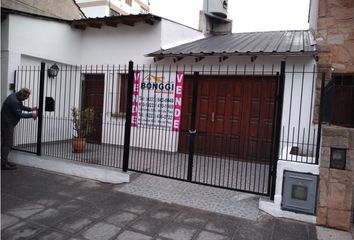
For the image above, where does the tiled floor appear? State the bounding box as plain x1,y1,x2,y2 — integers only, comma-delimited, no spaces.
117,173,260,220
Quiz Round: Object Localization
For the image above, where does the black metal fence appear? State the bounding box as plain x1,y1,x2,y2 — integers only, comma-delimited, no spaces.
12,61,322,195
14,64,130,167
278,65,321,164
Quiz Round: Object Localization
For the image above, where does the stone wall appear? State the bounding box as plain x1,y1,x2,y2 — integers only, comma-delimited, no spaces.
313,0,354,122
317,0,354,72
317,125,354,231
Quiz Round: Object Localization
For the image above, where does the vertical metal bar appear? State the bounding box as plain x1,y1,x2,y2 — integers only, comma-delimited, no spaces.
61,65,67,160
254,65,265,193
187,71,199,181
36,62,45,156
306,65,316,159
142,65,150,172
270,60,286,200
286,65,295,161
122,61,134,172
13,69,17,93
108,65,113,167
297,65,305,153
315,72,325,164
239,64,247,190
166,64,173,177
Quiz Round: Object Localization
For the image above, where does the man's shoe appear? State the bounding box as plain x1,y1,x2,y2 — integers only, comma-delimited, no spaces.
7,162,17,167
1,163,17,170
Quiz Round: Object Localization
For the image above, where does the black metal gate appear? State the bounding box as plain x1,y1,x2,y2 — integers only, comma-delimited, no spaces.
122,62,284,196
11,61,323,197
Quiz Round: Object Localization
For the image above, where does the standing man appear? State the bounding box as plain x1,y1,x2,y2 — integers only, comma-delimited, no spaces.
1,88,38,170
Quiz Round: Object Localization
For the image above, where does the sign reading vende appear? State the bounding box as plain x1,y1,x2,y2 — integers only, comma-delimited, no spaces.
132,70,184,131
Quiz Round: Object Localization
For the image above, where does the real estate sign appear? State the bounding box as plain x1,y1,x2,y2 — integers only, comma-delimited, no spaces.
132,71,184,131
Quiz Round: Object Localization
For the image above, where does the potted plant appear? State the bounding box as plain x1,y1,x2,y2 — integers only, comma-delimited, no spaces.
71,107,95,153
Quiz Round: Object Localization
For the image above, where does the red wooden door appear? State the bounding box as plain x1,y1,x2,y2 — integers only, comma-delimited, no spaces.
83,74,104,143
179,75,276,162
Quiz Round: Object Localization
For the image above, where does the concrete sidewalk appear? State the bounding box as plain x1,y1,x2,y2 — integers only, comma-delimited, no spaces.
0,165,350,240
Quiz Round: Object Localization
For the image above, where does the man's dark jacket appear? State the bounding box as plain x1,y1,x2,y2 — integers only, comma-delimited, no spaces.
1,92,32,128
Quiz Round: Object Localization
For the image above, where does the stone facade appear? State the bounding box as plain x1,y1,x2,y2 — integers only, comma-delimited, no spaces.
317,0,354,72
317,125,354,231
314,1,354,230
313,0,354,122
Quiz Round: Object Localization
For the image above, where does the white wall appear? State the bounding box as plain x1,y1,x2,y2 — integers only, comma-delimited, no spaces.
79,22,161,65
8,15,82,65
1,17,18,104
78,19,203,65
1,15,83,104
160,20,204,49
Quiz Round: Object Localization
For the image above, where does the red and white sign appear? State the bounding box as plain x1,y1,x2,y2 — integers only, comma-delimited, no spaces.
172,72,184,131
131,70,141,127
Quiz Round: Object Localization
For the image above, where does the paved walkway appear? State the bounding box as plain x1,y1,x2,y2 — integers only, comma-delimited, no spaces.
1,165,352,240
118,174,260,220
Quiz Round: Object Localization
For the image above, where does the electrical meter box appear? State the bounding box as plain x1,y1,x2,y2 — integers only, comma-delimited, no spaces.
282,170,318,215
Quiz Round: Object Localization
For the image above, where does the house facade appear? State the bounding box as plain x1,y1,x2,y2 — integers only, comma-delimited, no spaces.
3,0,353,231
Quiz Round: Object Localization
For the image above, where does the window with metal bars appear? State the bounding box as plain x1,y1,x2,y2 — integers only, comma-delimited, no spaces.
323,74,354,128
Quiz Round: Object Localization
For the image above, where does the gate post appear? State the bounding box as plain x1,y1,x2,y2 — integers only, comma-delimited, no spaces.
122,61,134,172
187,72,199,181
36,62,45,156
270,61,286,200
315,73,325,164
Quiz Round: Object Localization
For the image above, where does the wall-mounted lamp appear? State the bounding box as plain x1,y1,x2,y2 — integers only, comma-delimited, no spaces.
48,64,59,78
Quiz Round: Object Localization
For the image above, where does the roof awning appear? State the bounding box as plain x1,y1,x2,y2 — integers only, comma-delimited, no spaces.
71,14,161,30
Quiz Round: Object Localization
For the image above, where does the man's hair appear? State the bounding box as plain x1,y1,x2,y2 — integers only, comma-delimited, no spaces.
19,88,31,95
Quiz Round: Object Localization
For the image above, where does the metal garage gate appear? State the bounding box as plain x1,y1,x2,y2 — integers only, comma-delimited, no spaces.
125,63,280,196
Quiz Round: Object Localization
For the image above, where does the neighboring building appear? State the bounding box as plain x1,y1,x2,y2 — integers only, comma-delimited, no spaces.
75,0,150,17
0,0,85,20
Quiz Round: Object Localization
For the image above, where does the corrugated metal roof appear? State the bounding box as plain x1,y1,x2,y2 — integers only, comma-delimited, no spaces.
147,30,317,57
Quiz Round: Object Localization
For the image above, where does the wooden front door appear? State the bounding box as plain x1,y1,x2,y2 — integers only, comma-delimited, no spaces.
179,75,276,162
83,74,104,143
